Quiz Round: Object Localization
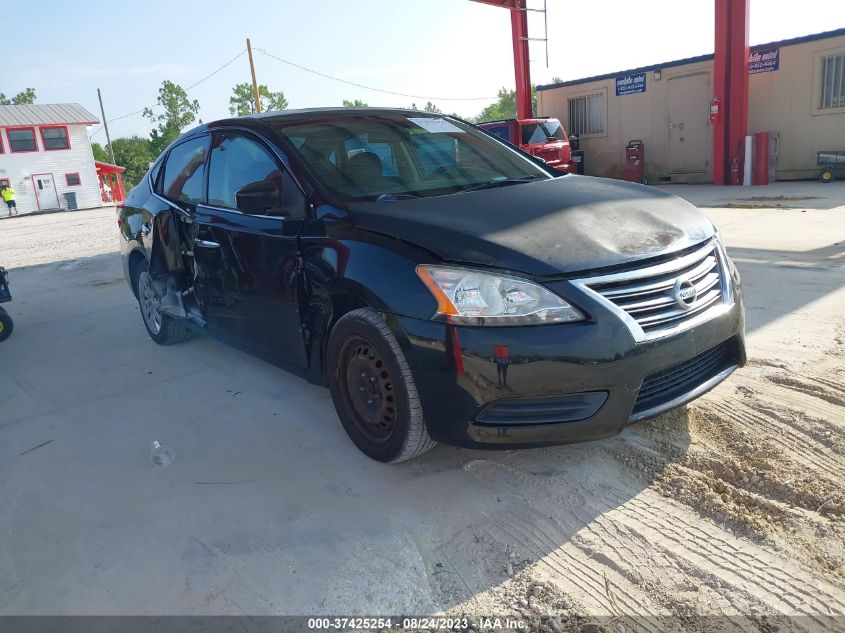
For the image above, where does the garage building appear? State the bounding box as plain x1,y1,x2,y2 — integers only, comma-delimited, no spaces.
537,28,845,183
0,103,103,212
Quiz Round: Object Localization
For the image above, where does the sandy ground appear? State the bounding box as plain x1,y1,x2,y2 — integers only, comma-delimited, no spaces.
0,186,843,631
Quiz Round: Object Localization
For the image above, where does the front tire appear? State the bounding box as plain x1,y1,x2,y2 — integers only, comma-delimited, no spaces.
134,260,192,346
0,307,13,341
327,308,435,463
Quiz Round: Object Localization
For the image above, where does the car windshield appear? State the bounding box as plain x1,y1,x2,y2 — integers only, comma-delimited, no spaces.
521,120,566,145
275,113,551,202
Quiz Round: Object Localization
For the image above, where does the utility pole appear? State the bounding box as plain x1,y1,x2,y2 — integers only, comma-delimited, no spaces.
97,88,117,165
246,38,262,113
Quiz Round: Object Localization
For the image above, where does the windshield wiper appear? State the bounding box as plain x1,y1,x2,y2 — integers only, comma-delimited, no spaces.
460,175,542,193
376,192,423,202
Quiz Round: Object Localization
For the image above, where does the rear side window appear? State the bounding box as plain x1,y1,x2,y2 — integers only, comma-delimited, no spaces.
521,120,567,145
161,136,209,204
344,137,399,176
485,126,511,143
410,134,458,175
149,160,163,189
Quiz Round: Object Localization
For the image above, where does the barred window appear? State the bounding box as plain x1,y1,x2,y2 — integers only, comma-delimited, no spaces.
568,93,605,136
820,53,845,109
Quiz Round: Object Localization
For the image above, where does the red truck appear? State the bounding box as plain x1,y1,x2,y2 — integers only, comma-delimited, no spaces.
477,117,577,174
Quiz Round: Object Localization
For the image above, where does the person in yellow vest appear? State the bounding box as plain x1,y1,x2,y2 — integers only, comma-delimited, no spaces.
1,185,17,216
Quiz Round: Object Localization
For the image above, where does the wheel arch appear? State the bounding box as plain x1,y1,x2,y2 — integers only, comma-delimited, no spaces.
127,248,148,298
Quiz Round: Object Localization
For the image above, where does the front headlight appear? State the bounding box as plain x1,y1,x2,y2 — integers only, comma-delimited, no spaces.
416,265,584,326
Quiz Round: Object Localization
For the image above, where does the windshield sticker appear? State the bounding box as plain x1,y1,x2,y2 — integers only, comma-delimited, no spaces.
407,117,465,134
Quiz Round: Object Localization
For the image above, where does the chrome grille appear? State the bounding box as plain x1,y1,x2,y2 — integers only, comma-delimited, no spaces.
573,240,731,341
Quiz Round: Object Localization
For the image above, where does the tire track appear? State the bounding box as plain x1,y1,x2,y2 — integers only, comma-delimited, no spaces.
463,457,845,624
706,401,842,482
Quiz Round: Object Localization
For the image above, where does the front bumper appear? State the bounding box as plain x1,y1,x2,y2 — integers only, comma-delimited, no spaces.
386,283,745,449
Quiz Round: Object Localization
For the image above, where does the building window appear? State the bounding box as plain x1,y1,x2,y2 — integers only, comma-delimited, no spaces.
568,93,605,136
820,53,845,109
7,127,37,152
65,173,81,186
40,126,70,150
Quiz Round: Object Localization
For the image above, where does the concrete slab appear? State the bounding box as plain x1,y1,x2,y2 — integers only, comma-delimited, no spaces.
656,180,845,210
1,196,843,619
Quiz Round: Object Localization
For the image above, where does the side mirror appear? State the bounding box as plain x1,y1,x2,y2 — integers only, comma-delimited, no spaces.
235,180,283,215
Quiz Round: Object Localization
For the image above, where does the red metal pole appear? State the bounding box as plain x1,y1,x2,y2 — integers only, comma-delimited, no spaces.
713,0,730,185
727,0,750,184
712,0,749,185
510,0,533,119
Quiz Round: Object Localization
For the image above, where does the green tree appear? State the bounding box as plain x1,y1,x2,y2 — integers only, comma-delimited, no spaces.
228,82,288,116
109,136,154,189
342,99,368,107
423,101,441,113
90,141,110,163
0,88,36,105
474,86,537,122
143,80,200,156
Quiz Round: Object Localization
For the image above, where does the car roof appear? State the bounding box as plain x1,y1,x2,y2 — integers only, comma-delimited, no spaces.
210,107,451,128
169,108,471,156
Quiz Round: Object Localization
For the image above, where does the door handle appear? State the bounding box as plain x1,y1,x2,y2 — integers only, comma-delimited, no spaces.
193,238,220,249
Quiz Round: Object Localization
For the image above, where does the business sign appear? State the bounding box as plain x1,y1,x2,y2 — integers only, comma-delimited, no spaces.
749,48,779,74
616,73,646,96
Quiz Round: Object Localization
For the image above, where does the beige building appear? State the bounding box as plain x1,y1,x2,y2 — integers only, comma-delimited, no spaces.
537,28,845,183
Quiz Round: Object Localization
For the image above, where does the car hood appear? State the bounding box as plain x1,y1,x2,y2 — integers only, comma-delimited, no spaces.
347,176,714,276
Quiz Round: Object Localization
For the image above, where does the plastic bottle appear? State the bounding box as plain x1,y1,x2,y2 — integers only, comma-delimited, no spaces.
150,440,175,466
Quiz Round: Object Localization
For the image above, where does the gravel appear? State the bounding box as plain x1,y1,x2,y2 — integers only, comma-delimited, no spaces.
0,207,120,270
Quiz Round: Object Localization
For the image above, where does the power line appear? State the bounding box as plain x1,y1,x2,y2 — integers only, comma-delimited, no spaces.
257,48,498,102
90,49,247,138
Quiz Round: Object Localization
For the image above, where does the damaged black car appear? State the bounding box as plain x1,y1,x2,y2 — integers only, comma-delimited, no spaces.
119,108,746,462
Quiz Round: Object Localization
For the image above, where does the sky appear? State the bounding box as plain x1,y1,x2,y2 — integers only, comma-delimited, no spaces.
4,0,844,143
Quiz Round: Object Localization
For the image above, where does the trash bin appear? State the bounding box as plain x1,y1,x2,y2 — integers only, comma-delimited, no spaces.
569,135,585,175
572,150,585,175
621,139,646,184
64,192,77,210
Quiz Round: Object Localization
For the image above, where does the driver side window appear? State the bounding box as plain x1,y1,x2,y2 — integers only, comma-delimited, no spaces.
208,133,303,217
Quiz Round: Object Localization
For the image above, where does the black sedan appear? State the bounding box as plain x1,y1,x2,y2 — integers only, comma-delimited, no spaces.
119,108,745,462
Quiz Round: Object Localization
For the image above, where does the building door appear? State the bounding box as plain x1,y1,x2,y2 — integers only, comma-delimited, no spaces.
667,73,711,177
32,173,61,210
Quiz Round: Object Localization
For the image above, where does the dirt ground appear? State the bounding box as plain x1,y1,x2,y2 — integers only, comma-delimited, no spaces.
0,184,843,631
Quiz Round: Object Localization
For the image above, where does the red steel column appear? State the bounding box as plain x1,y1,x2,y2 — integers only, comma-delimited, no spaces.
713,0,730,185
511,0,533,119
712,0,749,185
727,0,750,184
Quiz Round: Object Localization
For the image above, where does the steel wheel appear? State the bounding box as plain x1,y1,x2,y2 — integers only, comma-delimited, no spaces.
341,335,397,442
138,271,162,335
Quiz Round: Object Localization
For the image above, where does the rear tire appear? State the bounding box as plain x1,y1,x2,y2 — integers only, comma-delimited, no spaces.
327,308,435,463
819,167,834,183
133,260,192,346
0,307,13,342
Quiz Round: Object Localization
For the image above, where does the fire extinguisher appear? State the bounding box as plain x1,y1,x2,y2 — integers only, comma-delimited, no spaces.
709,97,721,125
